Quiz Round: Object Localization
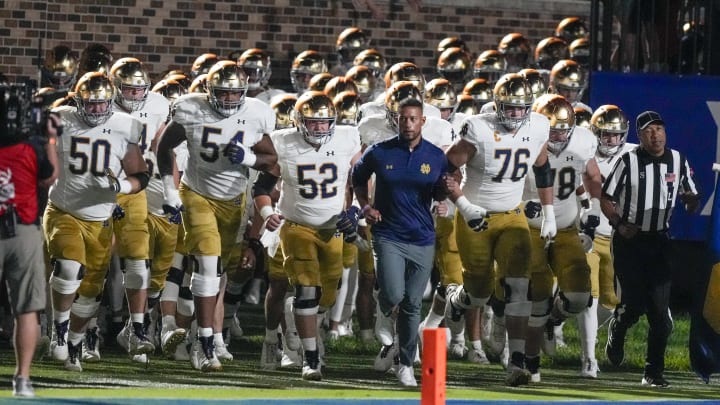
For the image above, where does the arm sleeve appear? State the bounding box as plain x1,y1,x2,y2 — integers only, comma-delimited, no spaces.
29,139,54,181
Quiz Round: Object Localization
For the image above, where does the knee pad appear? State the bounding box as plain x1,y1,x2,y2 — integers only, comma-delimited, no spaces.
165,266,184,287
49,259,84,295
555,291,592,318
123,259,150,289
194,255,222,277
190,273,220,297
177,297,194,317
71,295,101,319
463,290,489,309
160,282,179,303
504,277,531,317
294,285,321,316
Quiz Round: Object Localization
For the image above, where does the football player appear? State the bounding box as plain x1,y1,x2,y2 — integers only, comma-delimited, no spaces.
576,105,635,378
290,50,328,96
521,95,600,383
331,27,370,76
45,71,149,372
156,60,277,372
498,33,533,72
253,91,362,381
443,73,555,387
237,48,286,105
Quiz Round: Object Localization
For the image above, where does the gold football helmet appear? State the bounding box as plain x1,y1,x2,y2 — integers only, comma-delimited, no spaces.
353,48,387,79
437,36,468,56
188,74,208,94
294,91,337,146
336,27,370,64
191,53,220,78
345,65,377,101
206,61,248,117
574,105,593,129
385,80,422,131
110,57,150,112
437,47,471,89
569,38,590,69
51,91,76,109
493,73,534,130
324,76,359,101
77,43,114,78
308,73,334,92
291,50,328,94
74,71,115,127
42,45,78,90
550,59,587,103
534,94,575,155
151,79,187,104
384,62,425,93
555,17,589,43
270,94,297,130
534,37,569,70
498,33,531,70
462,78,493,106
333,91,362,126
424,78,457,122
238,48,272,90
473,50,507,85
163,72,192,89
591,104,629,157
456,94,478,116
519,68,548,99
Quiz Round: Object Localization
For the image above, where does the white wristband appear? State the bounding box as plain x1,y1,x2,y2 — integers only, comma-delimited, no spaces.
542,204,555,219
455,195,487,218
259,205,274,221
243,151,257,168
589,197,600,210
118,179,133,194
578,191,590,202
161,175,176,192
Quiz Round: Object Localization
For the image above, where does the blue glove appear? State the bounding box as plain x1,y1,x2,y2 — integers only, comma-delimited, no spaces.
112,204,125,221
162,203,184,225
524,200,542,219
336,206,361,242
225,139,257,166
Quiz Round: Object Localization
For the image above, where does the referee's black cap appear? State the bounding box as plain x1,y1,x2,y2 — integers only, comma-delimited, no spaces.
636,110,665,131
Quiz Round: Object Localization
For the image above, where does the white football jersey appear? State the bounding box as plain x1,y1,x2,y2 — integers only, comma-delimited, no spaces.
449,112,468,144
525,126,597,229
460,112,550,212
594,142,638,236
357,114,453,149
273,126,361,229
49,108,142,221
171,93,275,200
479,101,496,114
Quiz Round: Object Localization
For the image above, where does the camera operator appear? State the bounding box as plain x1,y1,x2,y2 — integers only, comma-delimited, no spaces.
0,82,56,397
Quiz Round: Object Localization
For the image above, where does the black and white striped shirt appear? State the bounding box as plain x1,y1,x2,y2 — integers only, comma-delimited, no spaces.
602,146,698,233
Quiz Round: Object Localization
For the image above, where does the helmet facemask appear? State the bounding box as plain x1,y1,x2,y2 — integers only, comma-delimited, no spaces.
75,73,114,127
207,62,248,117
300,116,336,146
496,102,531,130
596,129,627,157
548,126,574,155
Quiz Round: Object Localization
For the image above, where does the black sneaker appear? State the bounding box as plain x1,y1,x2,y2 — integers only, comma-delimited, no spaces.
641,374,670,387
605,318,626,366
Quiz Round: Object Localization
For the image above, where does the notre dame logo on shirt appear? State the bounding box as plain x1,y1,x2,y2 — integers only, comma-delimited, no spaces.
420,163,431,175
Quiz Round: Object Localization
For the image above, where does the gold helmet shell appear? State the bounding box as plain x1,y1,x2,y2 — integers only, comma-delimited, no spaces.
534,37,569,70
205,60,248,117
463,78,493,105
555,17,589,43
353,48,387,78
151,79,187,104
437,47,471,87
109,57,150,112
291,50,328,93
309,73,334,92
534,94,575,154
270,93,298,130
42,45,78,90
519,68,548,99
591,104,629,157
550,59,587,103
191,53,220,78
74,71,115,127
385,80,422,131
324,76,359,101
294,91,337,146
333,90,362,126
473,50,507,84
493,73,534,130
384,62,425,93
345,65,376,101
238,48,272,90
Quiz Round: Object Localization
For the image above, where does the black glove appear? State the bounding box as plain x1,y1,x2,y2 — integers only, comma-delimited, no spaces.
336,206,361,242
524,200,542,219
112,204,125,221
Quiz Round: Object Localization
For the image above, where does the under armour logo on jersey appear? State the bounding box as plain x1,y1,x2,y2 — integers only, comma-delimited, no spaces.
138,112,148,118
237,119,246,124
326,151,335,156
566,156,574,161
103,129,112,134
522,137,530,142
420,163,431,175
386,164,393,170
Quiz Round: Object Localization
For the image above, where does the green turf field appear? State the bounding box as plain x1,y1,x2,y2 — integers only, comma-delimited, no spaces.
1,306,717,402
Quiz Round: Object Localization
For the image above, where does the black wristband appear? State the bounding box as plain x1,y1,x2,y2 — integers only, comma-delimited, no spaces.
246,237,263,252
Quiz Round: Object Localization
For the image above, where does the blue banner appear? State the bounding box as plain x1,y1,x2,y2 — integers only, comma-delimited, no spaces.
590,72,720,241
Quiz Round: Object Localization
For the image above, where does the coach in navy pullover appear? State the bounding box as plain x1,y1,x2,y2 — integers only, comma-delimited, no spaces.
352,98,448,386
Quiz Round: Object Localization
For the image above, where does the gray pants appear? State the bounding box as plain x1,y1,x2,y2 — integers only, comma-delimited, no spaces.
373,236,434,367
0,223,47,315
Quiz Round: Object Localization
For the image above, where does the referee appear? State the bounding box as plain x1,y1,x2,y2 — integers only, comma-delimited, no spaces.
600,110,700,388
